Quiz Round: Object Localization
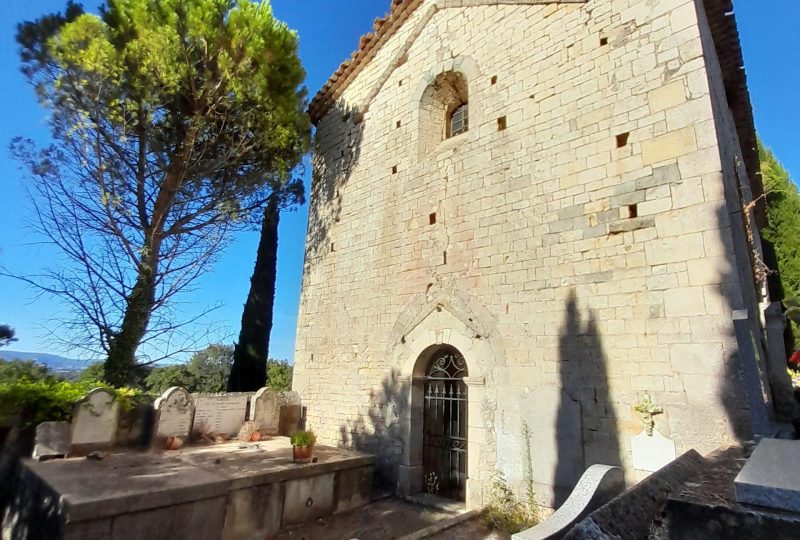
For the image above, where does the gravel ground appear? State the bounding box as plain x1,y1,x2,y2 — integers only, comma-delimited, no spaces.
273,497,513,540
275,497,458,540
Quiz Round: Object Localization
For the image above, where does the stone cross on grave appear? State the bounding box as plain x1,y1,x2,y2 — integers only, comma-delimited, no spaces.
634,392,663,437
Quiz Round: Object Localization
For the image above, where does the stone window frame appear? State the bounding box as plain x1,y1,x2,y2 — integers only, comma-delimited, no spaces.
412,56,481,159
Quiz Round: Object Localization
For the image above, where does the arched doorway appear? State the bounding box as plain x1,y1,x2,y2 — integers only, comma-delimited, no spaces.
422,345,468,501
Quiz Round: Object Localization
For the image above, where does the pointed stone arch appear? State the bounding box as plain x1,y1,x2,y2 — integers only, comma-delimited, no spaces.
388,283,505,508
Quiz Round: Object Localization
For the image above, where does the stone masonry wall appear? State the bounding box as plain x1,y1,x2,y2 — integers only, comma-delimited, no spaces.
295,0,762,508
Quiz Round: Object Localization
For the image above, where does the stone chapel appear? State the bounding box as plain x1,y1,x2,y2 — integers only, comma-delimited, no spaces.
294,0,792,509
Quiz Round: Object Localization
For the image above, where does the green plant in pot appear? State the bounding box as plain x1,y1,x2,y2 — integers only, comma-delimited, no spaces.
290,430,317,463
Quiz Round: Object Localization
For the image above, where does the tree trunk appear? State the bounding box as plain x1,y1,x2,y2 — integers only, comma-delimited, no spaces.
228,196,280,391
105,242,159,387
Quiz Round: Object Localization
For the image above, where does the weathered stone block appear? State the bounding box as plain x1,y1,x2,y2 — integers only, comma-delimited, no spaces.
648,80,687,113
282,473,335,527
641,127,697,165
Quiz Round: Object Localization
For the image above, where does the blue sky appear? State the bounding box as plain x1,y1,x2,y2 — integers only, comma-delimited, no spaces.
0,0,798,363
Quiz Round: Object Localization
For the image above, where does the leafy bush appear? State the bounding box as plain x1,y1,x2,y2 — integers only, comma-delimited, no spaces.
0,359,55,384
290,430,316,448
267,358,293,392
0,378,143,428
144,345,293,395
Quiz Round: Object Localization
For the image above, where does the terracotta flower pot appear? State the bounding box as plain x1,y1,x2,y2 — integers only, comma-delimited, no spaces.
164,436,184,451
292,445,314,463
250,431,261,442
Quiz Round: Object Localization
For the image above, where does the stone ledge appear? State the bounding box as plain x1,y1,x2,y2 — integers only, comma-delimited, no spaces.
6,438,375,539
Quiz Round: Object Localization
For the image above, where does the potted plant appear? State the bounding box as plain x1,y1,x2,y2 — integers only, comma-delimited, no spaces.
290,430,317,463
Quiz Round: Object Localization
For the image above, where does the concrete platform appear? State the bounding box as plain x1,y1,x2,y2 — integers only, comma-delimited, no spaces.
3,438,374,540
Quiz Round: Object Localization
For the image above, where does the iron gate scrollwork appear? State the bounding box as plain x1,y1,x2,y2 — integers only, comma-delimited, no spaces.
423,347,468,501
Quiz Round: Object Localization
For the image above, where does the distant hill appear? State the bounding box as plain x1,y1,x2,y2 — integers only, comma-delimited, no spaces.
0,350,96,373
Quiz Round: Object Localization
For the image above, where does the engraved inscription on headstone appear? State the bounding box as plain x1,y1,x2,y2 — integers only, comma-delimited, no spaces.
250,388,280,436
71,388,119,448
631,429,677,472
154,387,194,438
193,393,250,436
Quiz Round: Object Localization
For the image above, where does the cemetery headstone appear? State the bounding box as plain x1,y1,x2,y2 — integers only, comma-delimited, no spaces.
192,393,250,437
71,388,119,452
154,387,194,441
33,421,71,461
631,429,677,472
250,388,280,436
278,391,303,436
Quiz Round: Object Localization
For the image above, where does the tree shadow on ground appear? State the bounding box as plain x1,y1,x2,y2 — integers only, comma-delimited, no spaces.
554,289,622,507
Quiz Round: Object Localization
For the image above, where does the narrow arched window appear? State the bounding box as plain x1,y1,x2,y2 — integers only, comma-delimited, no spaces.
418,71,469,155
448,103,469,138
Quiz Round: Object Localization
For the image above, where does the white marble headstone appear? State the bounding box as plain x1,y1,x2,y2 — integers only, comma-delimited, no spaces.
71,388,119,448
192,393,250,436
250,388,280,436
631,429,677,472
154,387,194,438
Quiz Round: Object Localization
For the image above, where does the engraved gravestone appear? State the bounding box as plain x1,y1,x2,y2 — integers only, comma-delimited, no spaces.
192,393,250,436
71,388,119,451
278,391,302,436
33,421,71,460
154,387,194,439
250,388,280,436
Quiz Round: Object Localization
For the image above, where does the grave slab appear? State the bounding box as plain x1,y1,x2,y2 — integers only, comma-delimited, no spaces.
193,393,250,436
735,438,800,512
663,445,800,540
4,438,374,540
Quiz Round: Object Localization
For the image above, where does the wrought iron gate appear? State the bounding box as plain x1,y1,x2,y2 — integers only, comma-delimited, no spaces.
423,348,468,501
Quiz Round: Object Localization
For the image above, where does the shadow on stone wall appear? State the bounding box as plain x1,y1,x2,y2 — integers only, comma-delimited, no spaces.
554,290,622,507
715,201,770,440
338,369,408,488
305,101,364,261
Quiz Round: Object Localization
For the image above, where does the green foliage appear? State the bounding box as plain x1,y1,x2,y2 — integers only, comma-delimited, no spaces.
145,345,291,395
0,377,142,428
14,0,311,384
267,358,292,392
145,364,192,395
0,359,54,383
187,344,234,393
482,472,540,534
77,362,106,383
290,430,316,448
0,325,17,348
760,141,800,347
483,421,539,534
